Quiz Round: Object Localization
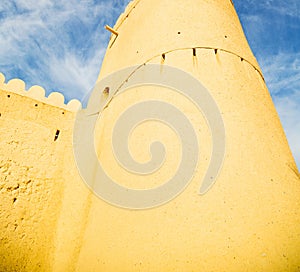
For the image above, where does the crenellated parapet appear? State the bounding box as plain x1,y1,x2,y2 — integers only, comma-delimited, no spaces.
0,73,82,112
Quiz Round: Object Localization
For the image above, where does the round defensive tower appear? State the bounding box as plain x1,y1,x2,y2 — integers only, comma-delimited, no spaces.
76,0,300,271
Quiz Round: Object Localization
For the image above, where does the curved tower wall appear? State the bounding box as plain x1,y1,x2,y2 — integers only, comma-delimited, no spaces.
80,0,300,271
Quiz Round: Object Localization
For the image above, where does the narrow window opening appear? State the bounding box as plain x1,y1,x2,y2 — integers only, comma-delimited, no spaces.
214,49,218,55
162,53,166,60
193,48,196,56
54,130,60,141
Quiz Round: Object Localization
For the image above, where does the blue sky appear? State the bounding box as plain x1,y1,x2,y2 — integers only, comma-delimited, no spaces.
0,0,299,168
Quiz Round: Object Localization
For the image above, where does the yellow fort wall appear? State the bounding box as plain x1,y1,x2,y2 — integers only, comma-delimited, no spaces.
0,0,300,271
0,76,91,271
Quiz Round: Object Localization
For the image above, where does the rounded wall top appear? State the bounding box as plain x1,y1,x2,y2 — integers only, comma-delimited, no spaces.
0,73,82,112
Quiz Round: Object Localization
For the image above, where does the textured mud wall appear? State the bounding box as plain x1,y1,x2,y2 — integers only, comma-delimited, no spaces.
0,77,91,271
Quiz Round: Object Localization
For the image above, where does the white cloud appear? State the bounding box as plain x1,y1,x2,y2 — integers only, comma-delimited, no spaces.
259,52,300,168
0,0,130,100
264,0,300,18
48,49,105,99
236,0,300,19
235,1,300,169
273,94,300,168
260,53,300,95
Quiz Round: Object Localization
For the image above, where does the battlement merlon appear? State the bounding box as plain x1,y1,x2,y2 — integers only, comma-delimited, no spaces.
0,73,82,112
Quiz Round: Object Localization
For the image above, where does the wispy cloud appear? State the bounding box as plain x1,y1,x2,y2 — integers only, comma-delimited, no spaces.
260,52,300,96
273,94,300,167
0,0,130,100
236,0,300,56
235,0,300,168
235,0,300,18
263,0,300,18
259,52,300,167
